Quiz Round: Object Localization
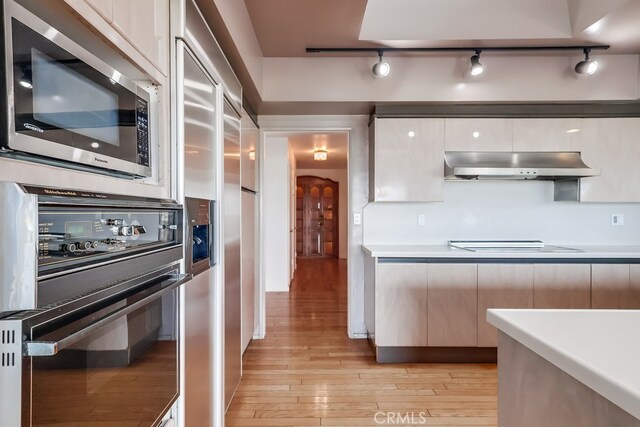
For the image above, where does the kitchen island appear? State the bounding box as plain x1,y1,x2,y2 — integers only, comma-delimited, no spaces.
488,309,640,427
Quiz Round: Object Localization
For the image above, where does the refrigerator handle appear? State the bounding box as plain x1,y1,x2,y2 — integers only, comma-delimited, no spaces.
209,200,216,267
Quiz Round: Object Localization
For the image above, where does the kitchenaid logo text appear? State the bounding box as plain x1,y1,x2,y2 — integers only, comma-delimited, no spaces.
94,157,109,164
374,412,429,425
24,123,43,133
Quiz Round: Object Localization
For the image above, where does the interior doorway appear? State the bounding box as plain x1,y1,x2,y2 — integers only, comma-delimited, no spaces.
296,176,339,258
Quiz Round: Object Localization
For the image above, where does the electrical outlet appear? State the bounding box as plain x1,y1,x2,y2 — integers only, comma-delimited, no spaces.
417,213,426,226
353,213,362,225
611,214,624,226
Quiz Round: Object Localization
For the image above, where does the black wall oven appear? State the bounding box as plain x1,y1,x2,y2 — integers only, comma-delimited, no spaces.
1,0,153,178
0,184,188,426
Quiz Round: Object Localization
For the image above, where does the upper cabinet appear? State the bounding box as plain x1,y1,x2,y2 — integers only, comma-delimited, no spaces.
112,0,169,76
371,118,445,202
85,0,113,22
580,118,640,202
512,118,582,152
445,119,512,152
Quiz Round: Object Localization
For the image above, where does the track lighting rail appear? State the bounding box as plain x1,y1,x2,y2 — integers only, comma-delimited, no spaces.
306,45,610,54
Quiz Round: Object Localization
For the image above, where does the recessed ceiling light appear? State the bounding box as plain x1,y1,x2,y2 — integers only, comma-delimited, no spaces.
566,128,581,134
407,131,416,138
472,131,480,138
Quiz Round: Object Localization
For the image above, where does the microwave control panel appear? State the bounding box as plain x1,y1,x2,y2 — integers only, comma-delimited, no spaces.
136,98,150,167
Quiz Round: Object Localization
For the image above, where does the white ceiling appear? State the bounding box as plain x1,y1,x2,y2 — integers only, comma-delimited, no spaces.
289,133,348,169
243,0,640,56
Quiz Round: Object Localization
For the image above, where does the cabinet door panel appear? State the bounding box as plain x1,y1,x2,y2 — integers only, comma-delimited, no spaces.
580,118,640,202
428,264,477,347
512,118,581,152
533,264,591,308
85,0,113,22
478,264,533,347
375,264,429,347
630,265,640,309
374,118,445,202
445,119,512,152
112,0,169,75
591,264,630,309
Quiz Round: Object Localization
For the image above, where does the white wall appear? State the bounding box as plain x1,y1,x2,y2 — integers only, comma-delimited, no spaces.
263,136,291,292
288,144,297,281
364,181,640,245
262,55,639,103
296,168,349,259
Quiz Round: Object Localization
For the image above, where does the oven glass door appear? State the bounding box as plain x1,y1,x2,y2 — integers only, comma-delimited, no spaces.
10,18,149,169
27,281,180,426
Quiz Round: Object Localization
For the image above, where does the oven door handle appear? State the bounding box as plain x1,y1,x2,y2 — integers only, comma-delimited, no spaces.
24,273,191,357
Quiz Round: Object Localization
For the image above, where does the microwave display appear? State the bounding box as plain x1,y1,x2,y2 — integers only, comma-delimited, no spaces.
3,9,152,178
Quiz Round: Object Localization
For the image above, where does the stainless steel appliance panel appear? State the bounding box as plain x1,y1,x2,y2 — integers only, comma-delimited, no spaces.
181,0,242,113
1,0,153,177
0,183,37,311
223,99,242,409
181,43,217,200
183,268,213,426
241,190,256,353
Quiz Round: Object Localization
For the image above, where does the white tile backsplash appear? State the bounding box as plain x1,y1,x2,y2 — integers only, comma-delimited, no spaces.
363,181,640,245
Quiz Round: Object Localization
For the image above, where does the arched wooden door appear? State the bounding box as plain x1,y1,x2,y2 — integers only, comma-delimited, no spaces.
296,176,339,258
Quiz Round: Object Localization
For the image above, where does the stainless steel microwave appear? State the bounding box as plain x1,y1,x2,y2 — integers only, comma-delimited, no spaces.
0,0,153,178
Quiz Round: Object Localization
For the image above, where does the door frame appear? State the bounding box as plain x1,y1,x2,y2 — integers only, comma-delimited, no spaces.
257,115,367,340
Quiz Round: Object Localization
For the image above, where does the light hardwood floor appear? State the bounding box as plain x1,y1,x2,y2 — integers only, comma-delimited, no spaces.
226,258,497,426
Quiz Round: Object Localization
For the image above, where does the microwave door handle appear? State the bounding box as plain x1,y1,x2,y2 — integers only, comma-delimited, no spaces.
24,273,191,357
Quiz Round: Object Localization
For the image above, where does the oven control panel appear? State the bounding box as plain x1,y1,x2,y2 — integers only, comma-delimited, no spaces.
38,209,177,271
136,98,150,167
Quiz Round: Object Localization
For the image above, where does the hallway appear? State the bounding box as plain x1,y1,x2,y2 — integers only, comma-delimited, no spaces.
226,258,497,426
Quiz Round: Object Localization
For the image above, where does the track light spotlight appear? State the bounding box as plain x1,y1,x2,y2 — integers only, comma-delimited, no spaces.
470,50,484,76
372,51,390,78
575,48,599,75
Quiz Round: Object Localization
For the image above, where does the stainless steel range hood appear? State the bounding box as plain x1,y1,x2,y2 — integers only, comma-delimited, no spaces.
444,151,599,180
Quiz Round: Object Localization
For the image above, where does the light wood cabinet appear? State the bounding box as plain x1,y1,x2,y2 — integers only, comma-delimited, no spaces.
630,265,640,309
375,263,429,346
112,0,169,76
592,264,630,309
427,264,477,347
477,264,534,347
512,118,582,152
580,118,640,202
533,264,591,308
372,118,445,202
445,119,513,152
85,0,113,22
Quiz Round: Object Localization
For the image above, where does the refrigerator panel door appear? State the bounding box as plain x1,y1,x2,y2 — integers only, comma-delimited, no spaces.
223,100,242,409
241,191,256,353
182,46,217,200
183,268,213,426
241,112,258,192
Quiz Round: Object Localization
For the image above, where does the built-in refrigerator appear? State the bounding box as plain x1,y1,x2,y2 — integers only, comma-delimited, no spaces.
174,0,244,424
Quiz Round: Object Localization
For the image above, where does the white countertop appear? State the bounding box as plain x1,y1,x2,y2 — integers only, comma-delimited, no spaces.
363,244,640,259
488,309,640,420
